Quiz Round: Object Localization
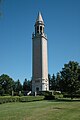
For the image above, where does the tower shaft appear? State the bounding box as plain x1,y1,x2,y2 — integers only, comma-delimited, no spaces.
32,12,49,94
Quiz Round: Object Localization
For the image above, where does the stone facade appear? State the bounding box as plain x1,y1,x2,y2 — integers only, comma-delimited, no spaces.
32,12,49,94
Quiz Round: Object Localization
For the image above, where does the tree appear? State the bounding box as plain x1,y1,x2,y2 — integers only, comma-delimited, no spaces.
15,79,22,93
23,79,28,91
50,74,56,90
48,74,51,90
0,83,3,95
27,80,32,91
0,74,14,95
23,79,32,92
60,61,80,99
56,72,61,91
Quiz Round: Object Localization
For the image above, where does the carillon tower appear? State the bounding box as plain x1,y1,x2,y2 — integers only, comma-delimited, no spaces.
32,12,49,94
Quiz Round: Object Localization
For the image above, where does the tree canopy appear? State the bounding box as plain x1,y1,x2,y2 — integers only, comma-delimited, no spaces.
60,61,80,98
0,74,14,95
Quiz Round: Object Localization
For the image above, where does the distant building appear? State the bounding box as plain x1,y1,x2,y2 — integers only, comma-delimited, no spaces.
32,12,49,95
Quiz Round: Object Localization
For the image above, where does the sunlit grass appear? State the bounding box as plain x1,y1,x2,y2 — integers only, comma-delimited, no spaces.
0,100,80,120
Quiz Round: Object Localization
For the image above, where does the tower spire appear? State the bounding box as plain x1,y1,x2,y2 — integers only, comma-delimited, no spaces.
35,12,45,35
36,12,44,24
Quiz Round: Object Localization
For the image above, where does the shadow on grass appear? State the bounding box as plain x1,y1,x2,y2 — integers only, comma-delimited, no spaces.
47,98,80,102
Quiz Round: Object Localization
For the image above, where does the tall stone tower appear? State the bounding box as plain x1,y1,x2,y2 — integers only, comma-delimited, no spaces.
32,12,49,94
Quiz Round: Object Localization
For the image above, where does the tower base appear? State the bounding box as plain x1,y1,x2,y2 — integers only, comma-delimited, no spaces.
32,78,49,95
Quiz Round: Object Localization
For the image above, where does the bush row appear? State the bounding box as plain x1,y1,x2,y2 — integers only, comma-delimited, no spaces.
44,95,55,100
0,96,44,104
63,94,80,98
19,96,44,102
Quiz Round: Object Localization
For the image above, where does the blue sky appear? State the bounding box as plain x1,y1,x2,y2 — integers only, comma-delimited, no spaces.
0,0,80,83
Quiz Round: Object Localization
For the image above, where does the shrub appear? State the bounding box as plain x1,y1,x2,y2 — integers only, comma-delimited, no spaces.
63,94,80,98
39,91,52,96
44,95,55,100
53,91,63,99
19,96,44,102
0,96,44,104
0,96,19,104
40,91,55,100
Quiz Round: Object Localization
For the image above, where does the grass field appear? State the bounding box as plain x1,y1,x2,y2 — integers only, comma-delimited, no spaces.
0,100,80,120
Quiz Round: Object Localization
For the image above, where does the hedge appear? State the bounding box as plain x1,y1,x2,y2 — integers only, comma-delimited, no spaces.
0,96,44,104
19,96,44,102
44,95,55,100
63,94,80,98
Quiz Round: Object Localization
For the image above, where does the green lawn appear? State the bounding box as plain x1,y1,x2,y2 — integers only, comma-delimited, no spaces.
0,100,80,120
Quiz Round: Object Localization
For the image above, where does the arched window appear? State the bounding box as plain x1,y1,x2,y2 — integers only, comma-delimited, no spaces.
37,26,39,33
40,26,42,33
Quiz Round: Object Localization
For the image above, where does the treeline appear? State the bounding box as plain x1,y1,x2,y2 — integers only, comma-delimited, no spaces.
0,61,80,97
0,75,32,96
49,61,80,98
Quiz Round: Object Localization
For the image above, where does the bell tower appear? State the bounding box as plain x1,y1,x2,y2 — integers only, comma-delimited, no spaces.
35,12,44,35
32,12,49,95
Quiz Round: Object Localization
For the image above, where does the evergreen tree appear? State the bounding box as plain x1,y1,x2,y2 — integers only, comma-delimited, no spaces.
23,79,28,91
48,74,51,90
56,72,61,91
60,61,80,98
50,74,56,90
23,79,32,92
15,79,22,92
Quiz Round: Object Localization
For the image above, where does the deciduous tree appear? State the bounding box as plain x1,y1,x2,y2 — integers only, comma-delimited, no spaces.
60,61,80,98
0,74,14,95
